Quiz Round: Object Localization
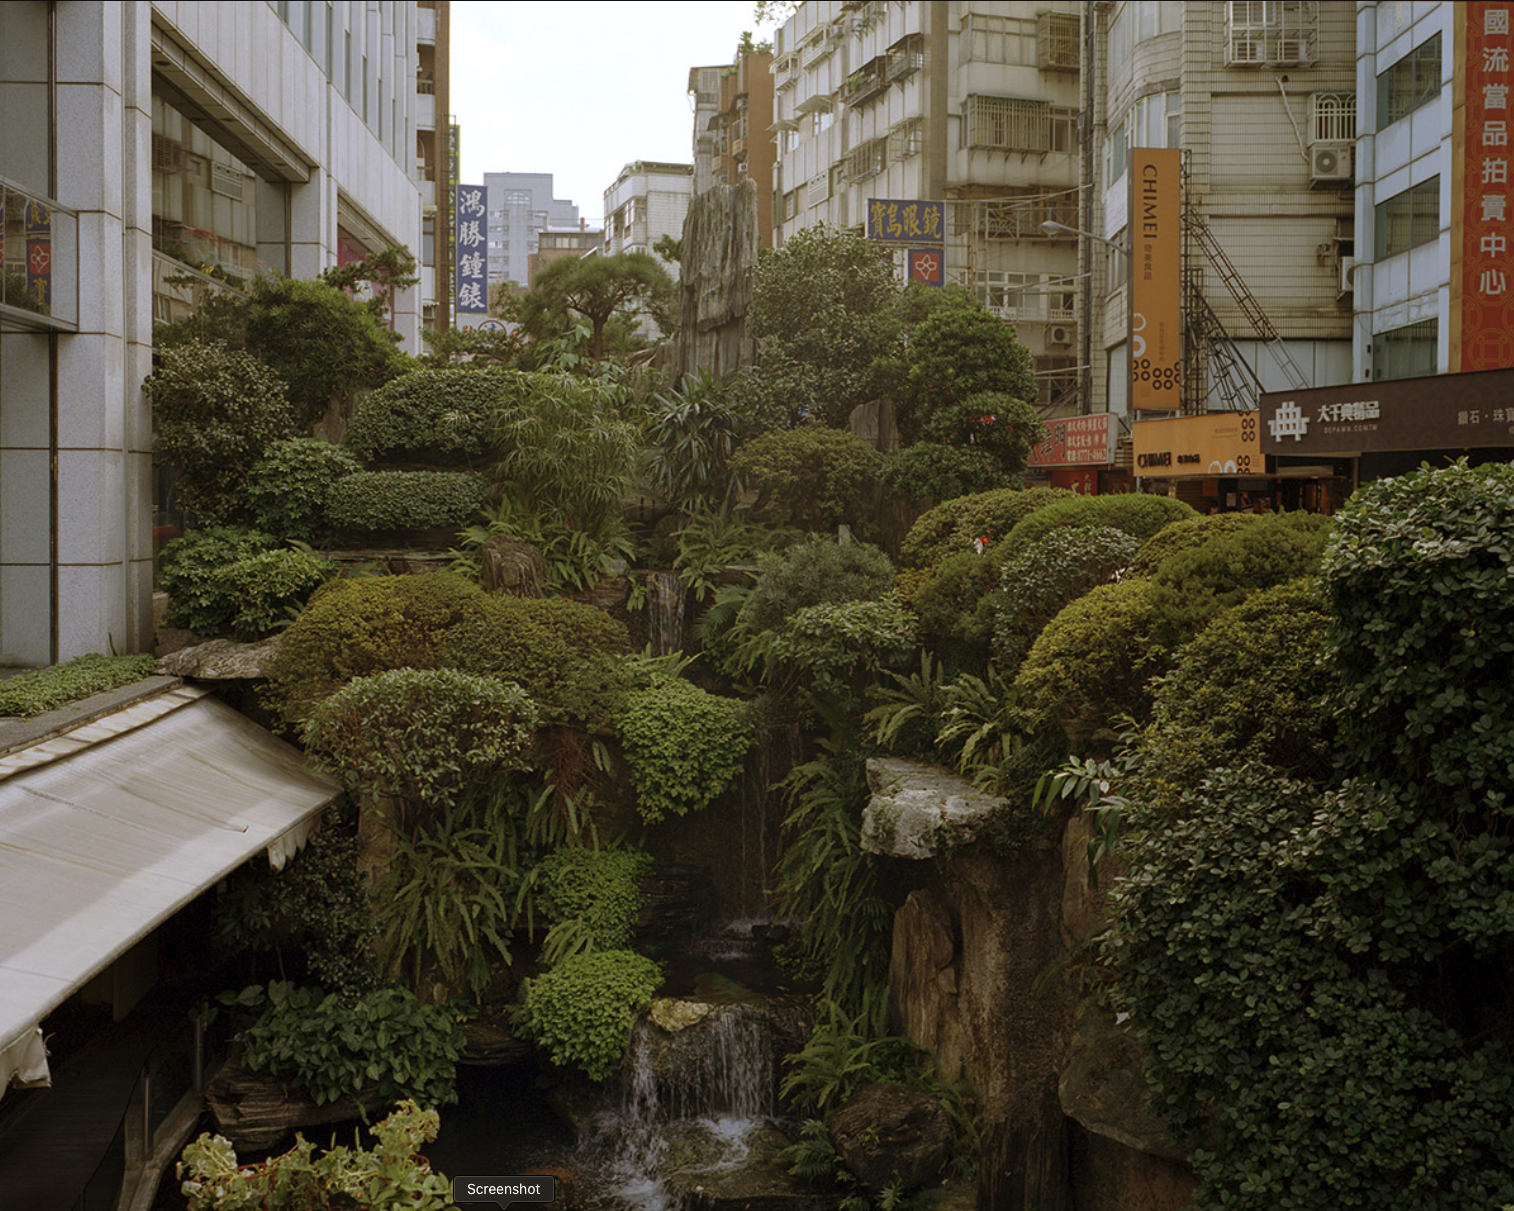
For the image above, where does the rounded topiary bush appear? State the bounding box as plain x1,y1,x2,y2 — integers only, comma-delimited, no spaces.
993,525,1141,674
1014,578,1179,733
247,438,364,541
213,547,337,638
998,493,1197,560
617,677,752,824
519,949,664,1080
1127,512,1259,577
879,443,1014,506
158,526,279,633
345,367,510,464
325,470,490,534
737,536,896,634
899,486,1071,570
728,423,885,536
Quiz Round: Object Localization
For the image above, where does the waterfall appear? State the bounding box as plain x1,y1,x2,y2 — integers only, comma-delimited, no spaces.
729,720,803,918
580,1005,776,1211
647,572,686,657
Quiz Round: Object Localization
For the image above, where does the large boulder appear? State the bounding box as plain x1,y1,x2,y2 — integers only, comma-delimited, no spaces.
156,636,282,680
862,758,1007,859
826,1082,954,1194
1058,1006,1188,1163
480,535,547,597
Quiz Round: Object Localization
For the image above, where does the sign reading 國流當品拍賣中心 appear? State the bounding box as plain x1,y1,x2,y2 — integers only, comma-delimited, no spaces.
1259,366,1514,454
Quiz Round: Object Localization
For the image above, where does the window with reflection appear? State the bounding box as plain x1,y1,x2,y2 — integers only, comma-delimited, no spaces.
151,96,260,286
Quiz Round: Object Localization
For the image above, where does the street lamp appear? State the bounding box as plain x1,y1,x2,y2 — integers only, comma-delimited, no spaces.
1041,219,1126,251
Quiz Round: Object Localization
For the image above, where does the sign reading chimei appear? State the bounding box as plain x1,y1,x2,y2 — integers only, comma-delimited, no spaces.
1456,3,1514,369
1129,148,1181,411
1259,367,1514,453
867,199,945,243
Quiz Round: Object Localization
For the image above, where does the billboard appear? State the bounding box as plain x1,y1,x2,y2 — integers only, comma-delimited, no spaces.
1128,148,1182,410
1454,2,1514,369
1132,412,1261,477
1027,414,1116,468
906,248,945,286
867,198,945,243
455,182,488,326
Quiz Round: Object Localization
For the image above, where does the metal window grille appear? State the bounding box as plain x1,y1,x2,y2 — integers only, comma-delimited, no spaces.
965,96,1050,152
1226,0,1317,67
845,137,888,181
1036,12,1079,71
806,172,830,208
1311,92,1356,142
888,119,924,162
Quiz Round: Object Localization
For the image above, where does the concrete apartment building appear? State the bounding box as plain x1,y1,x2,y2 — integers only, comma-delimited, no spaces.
692,51,778,247
602,159,695,271
769,0,1086,408
482,171,580,292
0,0,431,672
416,0,452,329
527,221,603,284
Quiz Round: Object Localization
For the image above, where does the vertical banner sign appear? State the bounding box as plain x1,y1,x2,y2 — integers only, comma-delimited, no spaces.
1129,148,1181,410
907,248,944,286
455,183,488,325
1459,3,1514,369
24,199,52,310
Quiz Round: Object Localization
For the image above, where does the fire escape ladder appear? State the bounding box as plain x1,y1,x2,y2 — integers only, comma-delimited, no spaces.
1183,268,1265,413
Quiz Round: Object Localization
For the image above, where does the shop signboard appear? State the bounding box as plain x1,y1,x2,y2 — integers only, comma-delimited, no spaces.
1027,413,1116,468
454,182,489,328
1129,147,1181,411
866,198,945,243
1259,367,1514,453
1454,3,1514,369
1132,412,1261,476
906,248,945,286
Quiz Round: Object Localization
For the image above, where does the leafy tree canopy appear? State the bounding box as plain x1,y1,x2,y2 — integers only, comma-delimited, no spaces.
520,251,676,358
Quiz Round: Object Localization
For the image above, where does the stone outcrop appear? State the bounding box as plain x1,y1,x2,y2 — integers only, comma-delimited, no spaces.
662,1121,830,1211
1058,1005,1186,1162
862,758,1007,858
155,636,282,680
480,535,547,597
675,181,759,380
205,1052,387,1152
826,1082,954,1194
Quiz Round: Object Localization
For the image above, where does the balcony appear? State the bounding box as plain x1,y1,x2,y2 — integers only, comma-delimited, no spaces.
843,59,888,107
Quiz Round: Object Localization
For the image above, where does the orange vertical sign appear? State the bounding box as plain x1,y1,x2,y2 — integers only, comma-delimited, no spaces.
1129,148,1182,410
1458,2,1514,370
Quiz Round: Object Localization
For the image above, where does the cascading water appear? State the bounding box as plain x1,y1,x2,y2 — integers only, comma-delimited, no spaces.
647,571,686,658
579,1004,776,1211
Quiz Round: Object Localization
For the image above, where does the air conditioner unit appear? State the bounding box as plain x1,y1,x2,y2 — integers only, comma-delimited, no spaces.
1048,323,1075,348
1229,37,1263,65
1339,255,1356,296
1272,38,1308,64
1310,143,1353,185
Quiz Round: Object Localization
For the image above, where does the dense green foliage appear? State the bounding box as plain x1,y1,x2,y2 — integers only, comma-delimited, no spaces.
728,425,885,536
1014,578,1177,728
536,847,653,953
371,796,522,996
903,552,997,665
263,573,629,726
770,598,917,687
159,527,332,638
617,677,752,824
302,668,538,813
899,487,1070,570
178,1100,450,1210
246,438,364,540
145,339,296,524
345,367,509,464
234,982,465,1108
216,548,338,638
878,443,1014,506
1322,460,1514,816
325,470,489,533
1137,578,1337,799
738,537,896,634
518,950,664,1080
993,526,1141,673
520,251,675,358
1000,493,1198,556
1127,512,1258,576
746,225,901,428
645,370,753,511
0,653,157,718
214,812,378,996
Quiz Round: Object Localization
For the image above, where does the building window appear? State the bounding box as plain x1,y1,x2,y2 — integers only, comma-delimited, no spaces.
422,214,435,266
964,96,1061,153
1371,318,1437,381
1311,92,1356,142
962,14,1030,66
1105,116,1129,183
1107,228,1129,293
1226,0,1317,67
888,118,925,162
1374,176,1439,259
1377,33,1442,128
1036,11,1080,71
845,136,888,182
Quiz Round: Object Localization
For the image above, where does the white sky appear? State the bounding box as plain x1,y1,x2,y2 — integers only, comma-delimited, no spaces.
450,1,770,227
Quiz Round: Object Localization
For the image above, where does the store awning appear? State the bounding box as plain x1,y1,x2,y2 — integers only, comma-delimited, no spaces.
0,685,341,1084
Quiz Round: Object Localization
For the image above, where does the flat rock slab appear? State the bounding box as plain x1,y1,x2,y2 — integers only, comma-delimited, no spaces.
663,1121,831,1211
156,636,282,680
862,757,1008,859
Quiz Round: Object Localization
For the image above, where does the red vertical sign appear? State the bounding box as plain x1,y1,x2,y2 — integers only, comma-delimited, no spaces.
1461,2,1514,369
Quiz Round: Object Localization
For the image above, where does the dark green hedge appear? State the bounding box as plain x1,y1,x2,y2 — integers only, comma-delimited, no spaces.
325,471,489,533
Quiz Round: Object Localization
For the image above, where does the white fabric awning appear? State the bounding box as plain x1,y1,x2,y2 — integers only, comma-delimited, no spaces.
0,685,341,1066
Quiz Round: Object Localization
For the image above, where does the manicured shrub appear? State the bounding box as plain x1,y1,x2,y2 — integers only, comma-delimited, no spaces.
728,424,886,536
144,339,296,525
346,367,510,465
1138,578,1337,799
993,525,1142,673
999,493,1197,558
899,487,1071,570
770,597,917,686
518,950,664,1080
213,547,337,638
246,438,364,540
262,573,630,727
158,526,276,634
302,668,538,810
737,536,896,634
617,677,752,824
1127,512,1259,577
0,653,157,718
1014,578,1178,730
906,551,998,663
536,847,653,952
325,470,489,533
1322,460,1514,815
879,442,1014,506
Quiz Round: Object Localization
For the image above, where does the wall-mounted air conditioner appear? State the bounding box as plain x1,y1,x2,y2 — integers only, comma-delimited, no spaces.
1310,143,1353,186
1048,324,1075,348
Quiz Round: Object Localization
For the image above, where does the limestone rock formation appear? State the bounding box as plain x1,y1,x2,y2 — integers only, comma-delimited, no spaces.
826,1082,954,1194
479,535,547,597
1058,1006,1187,1162
862,757,1007,858
676,181,759,380
156,635,282,680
